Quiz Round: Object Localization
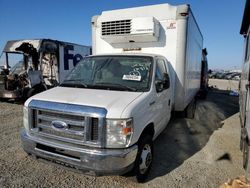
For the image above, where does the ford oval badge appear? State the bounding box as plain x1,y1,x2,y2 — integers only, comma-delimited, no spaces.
51,121,68,130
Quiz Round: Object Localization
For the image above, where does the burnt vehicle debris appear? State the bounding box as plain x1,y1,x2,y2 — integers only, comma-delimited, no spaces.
0,39,91,101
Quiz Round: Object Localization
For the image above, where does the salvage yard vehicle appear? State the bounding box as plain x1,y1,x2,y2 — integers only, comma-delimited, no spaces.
0,39,91,100
239,0,250,171
21,3,203,182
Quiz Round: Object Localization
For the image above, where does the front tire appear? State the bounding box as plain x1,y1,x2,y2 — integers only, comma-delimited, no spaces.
133,134,153,183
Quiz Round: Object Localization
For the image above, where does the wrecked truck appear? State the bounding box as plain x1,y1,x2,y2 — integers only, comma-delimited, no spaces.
0,39,91,100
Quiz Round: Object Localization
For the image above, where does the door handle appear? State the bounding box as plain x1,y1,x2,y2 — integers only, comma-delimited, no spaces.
149,101,155,106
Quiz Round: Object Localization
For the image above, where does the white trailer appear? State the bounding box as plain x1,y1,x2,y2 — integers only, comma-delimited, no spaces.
0,39,91,100
92,3,203,111
21,3,203,182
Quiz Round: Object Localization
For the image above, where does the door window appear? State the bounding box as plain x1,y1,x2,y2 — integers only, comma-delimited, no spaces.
155,58,170,92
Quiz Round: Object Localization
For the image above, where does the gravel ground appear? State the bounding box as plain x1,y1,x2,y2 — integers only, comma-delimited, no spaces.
0,80,244,187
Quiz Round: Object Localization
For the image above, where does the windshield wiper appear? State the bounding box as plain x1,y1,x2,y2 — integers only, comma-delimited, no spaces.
94,82,136,91
61,79,88,88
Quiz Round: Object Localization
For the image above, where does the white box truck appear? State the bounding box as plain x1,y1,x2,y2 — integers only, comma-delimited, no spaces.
21,3,203,182
239,0,250,171
0,39,91,100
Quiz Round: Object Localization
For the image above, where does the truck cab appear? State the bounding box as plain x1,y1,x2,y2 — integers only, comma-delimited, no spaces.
21,54,172,182
21,3,203,182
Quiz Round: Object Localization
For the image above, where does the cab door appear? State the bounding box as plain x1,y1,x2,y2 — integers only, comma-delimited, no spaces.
152,58,172,135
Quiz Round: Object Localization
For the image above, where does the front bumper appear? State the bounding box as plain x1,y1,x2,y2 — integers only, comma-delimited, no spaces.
21,129,138,175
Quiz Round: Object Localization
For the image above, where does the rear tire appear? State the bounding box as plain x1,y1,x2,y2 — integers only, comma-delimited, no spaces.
133,134,153,183
0,98,9,102
185,99,196,119
199,90,207,100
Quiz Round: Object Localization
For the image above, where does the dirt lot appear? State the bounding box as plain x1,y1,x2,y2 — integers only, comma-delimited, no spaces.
209,78,239,91
0,79,245,188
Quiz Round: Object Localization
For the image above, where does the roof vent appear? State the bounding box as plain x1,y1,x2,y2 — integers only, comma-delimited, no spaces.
102,19,131,36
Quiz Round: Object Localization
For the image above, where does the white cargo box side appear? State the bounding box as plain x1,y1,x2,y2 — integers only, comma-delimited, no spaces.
92,3,203,111
174,9,203,111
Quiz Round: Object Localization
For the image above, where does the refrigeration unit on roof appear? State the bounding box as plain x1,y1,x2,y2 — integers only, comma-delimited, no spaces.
101,17,160,44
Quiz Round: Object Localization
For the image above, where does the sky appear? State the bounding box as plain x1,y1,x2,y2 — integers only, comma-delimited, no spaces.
0,0,246,70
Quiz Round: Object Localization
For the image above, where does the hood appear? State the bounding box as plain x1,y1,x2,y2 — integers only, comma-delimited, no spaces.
26,86,144,118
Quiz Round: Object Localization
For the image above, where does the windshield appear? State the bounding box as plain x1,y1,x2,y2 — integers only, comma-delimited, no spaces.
61,56,153,92
10,61,25,74
0,52,24,70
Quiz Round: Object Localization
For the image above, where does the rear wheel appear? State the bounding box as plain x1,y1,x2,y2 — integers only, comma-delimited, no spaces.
199,90,207,100
185,99,196,119
133,134,153,183
243,138,249,169
0,98,9,102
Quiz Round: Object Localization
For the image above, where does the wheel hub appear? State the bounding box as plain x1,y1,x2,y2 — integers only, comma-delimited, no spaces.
139,144,152,174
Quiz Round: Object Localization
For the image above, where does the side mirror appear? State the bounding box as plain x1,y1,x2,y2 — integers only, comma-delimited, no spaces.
155,73,170,92
155,79,164,92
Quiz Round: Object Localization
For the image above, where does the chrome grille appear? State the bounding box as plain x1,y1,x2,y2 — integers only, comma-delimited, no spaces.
31,109,102,145
37,110,85,131
32,109,87,144
91,118,99,141
101,19,131,36
39,128,84,141
28,100,107,147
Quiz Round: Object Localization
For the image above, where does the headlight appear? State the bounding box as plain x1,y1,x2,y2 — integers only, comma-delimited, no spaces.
106,118,133,148
23,106,29,130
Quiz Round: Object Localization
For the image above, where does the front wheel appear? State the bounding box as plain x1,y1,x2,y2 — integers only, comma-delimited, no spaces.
133,134,153,183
